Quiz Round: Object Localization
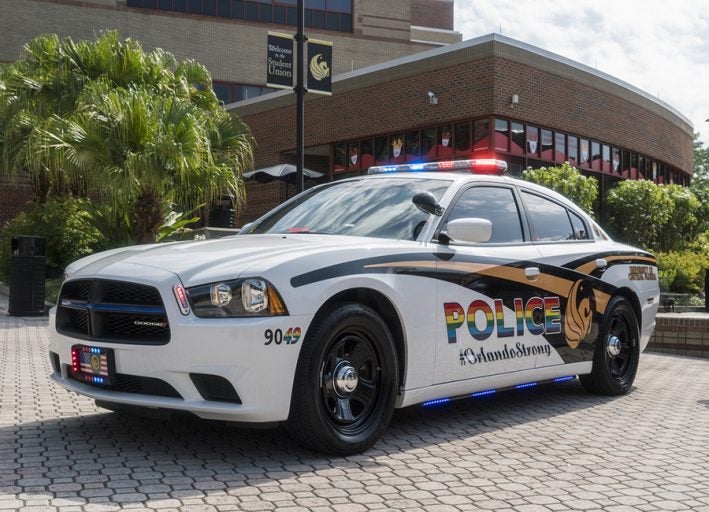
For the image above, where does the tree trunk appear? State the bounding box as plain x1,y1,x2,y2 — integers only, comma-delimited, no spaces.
133,191,164,244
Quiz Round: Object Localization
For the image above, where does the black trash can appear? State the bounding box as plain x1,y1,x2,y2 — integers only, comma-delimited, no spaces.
209,194,236,228
8,235,47,316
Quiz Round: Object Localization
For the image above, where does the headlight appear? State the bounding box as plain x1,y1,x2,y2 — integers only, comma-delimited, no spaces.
187,278,288,318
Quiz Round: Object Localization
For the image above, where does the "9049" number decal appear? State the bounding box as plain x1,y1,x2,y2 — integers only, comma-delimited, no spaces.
264,327,302,345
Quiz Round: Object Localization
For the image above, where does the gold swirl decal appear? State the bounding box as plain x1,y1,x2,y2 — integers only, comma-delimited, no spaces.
564,280,594,349
309,54,330,81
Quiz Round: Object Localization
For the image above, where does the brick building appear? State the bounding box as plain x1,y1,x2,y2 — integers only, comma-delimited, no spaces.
0,0,460,226
234,33,694,224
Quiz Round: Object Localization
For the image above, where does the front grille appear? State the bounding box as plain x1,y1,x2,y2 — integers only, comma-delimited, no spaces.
56,279,170,345
104,315,170,343
60,279,92,302
76,372,182,399
68,309,90,337
101,281,162,306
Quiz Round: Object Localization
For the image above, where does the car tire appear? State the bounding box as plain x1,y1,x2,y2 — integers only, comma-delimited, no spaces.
287,303,399,455
580,296,639,396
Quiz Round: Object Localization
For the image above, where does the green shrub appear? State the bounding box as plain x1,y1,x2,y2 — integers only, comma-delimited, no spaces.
606,180,703,252
656,251,709,294
0,198,105,280
521,162,598,215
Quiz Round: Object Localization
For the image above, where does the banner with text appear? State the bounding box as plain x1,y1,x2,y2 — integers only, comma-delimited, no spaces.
307,38,332,95
267,32,294,90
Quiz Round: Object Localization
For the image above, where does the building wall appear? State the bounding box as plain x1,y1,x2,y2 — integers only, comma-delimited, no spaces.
490,59,693,172
0,0,445,85
411,0,453,31
238,46,693,222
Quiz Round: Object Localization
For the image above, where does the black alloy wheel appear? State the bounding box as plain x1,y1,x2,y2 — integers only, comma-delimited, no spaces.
580,296,640,396
287,303,399,455
320,332,381,435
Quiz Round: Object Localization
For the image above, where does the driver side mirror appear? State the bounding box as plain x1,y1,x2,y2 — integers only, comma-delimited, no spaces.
412,191,444,216
443,218,492,244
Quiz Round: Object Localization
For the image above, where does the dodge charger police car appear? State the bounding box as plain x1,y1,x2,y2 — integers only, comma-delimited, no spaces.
48,159,659,454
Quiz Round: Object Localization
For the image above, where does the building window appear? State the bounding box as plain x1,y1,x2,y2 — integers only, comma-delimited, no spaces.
622,150,631,178
494,118,509,152
541,129,553,160
473,119,489,152
554,132,566,163
438,125,453,160
612,148,621,174
212,81,277,103
567,136,578,165
405,130,420,162
127,0,353,32
390,133,404,162
421,127,437,161
579,139,590,168
602,145,611,173
510,122,524,156
327,116,689,186
526,125,539,156
455,121,471,154
591,141,601,171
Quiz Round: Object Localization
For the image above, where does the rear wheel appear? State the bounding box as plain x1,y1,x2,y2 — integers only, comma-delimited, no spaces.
580,296,639,395
287,303,399,455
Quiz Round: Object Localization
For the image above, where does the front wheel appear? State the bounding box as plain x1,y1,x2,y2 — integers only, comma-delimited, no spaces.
580,296,640,395
287,303,399,455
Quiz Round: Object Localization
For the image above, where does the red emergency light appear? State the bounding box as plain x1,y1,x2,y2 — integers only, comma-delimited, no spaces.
368,159,507,175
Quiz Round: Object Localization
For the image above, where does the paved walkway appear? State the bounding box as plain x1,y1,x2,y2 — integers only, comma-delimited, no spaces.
1,298,709,511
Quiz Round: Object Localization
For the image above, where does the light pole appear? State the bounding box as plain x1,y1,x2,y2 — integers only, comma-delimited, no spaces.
295,0,305,194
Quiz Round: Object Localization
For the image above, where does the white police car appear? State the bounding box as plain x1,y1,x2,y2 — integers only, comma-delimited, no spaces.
48,159,659,454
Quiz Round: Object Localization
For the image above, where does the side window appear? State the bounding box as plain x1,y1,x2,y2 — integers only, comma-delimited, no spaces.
569,210,589,240
445,187,524,243
521,191,574,241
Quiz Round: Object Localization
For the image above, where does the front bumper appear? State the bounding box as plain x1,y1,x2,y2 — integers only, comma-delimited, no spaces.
48,300,312,423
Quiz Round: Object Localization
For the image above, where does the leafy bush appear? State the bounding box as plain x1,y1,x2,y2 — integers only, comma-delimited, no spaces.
521,162,598,215
656,251,709,294
606,180,703,252
657,185,702,252
0,198,105,280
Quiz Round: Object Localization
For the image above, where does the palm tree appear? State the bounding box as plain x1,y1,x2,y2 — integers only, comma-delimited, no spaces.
0,32,253,243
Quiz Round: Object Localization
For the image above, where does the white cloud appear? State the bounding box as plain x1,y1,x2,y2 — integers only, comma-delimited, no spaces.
455,0,709,149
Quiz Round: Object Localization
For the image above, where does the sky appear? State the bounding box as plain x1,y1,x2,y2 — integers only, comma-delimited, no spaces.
454,0,709,147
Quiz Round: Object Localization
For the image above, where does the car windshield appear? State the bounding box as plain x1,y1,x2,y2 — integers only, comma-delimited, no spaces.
244,177,451,240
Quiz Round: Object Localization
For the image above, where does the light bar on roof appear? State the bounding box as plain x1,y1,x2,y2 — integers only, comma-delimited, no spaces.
368,159,508,175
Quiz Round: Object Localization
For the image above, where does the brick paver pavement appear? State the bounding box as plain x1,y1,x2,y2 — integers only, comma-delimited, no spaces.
1,310,709,511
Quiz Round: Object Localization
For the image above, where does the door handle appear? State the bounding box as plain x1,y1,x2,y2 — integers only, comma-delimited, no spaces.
524,267,540,280
596,258,608,270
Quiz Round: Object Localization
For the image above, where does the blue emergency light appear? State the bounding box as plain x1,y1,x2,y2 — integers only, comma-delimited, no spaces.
368,159,507,175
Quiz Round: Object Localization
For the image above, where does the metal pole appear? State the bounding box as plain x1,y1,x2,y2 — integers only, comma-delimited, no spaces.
295,0,305,193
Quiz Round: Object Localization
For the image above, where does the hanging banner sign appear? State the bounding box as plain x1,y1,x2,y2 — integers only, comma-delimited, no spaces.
307,38,332,96
267,32,294,90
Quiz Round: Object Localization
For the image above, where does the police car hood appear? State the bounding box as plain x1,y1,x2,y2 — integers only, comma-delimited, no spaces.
65,234,417,286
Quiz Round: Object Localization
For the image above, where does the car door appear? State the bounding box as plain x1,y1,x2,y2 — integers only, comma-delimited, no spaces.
432,183,565,385
517,189,602,368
